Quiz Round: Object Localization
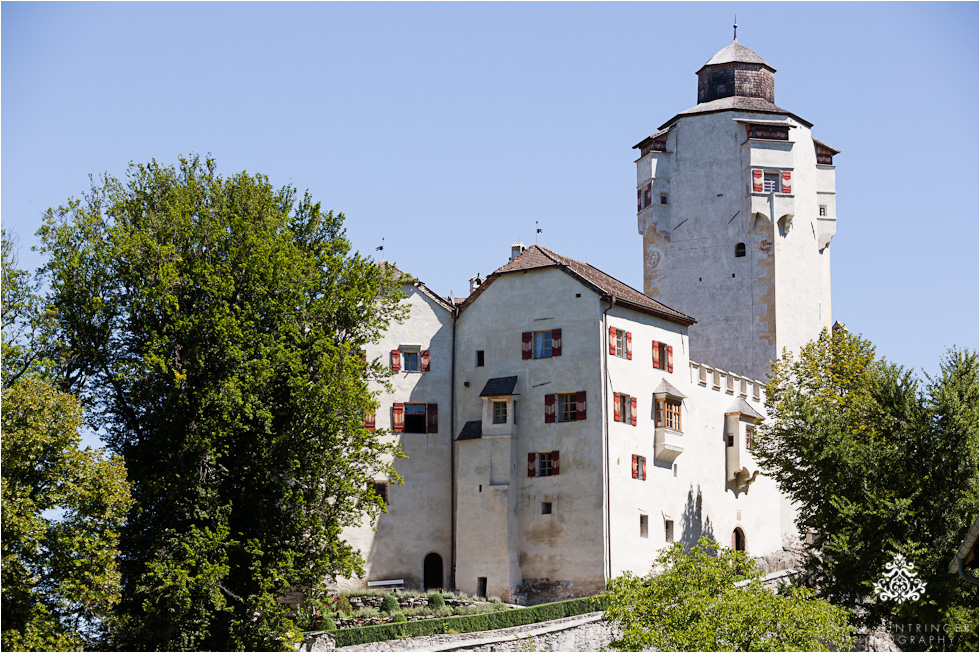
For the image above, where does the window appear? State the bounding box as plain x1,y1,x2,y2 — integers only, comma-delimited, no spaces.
660,193,669,205
652,340,673,372
393,402,438,434
763,173,780,193
726,431,735,447
665,519,674,542
528,451,560,477
640,515,649,538
541,502,552,515
749,124,789,140
819,205,827,217
613,392,636,426
391,348,429,372
609,327,632,359
735,242,746,258
672,463,678,477
637,182,652,211
655,397,682,431
522,329,562,359
545,392,586,423
403,351,419,372
746,426,756,451
476,350,485,367
371,481,388,506
492,401,508,424
631,454,647,480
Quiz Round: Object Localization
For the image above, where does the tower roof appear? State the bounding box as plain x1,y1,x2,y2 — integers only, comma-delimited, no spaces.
698,39,774,73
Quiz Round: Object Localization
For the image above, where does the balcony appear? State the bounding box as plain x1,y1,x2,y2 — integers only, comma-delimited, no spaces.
654,427,684,463
724,399,763,492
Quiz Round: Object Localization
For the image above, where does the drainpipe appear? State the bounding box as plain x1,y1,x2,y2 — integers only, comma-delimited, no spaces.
602,296,615,584
450,306,458,590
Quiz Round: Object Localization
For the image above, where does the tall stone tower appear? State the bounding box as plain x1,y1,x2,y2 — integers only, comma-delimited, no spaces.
635,37,838,381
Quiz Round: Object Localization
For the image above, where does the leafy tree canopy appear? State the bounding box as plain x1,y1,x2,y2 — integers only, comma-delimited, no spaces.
1,378,132,651
601,537,853,651
755,328,978,649
37,156,404,650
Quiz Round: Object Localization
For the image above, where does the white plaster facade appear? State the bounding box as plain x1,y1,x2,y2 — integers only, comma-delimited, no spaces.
336,38,835,603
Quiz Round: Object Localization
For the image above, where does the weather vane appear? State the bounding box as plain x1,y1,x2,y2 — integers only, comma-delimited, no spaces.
734,15,738,41
375,237,384,252
535,220,542,244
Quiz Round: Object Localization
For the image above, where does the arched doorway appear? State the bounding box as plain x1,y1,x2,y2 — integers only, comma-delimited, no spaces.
423,553,443,590
732,527,746,552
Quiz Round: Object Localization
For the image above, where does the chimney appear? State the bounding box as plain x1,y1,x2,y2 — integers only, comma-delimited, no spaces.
510,242,527,261
469,273,484,294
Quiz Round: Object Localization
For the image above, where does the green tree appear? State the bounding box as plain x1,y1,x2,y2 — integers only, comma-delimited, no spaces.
754,328,978,649
601,537,852,651
1,378,132,651
2,231,51,386
38,156,404,650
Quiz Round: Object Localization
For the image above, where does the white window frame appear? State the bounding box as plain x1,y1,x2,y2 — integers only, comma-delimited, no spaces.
492,400,508,425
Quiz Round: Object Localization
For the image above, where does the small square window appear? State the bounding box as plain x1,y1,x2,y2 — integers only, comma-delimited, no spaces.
476,350,485,367
492,400,508,425
541,502,552,515
660,193,668,205
819,205,827,217
640,515,649,538
763,173,780,193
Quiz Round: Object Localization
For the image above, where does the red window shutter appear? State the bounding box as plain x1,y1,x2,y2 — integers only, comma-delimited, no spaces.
552,450,559,476
613,392,621,422
609,326,617,355
528,452,536,477
781,170,792,193
392,403,405,433
641,456,647,480
522,332,533,360
364,410,375,431
544,394,556,424
426,404,438,433
637,189,642,212
667,345,674,373
420,349,430,372
551,329,562,357
752,169,764,193
626,332,633,360
630,397,637,426
390,349,401,372
631,454,638,478
652,340,661,369
576,391,587,421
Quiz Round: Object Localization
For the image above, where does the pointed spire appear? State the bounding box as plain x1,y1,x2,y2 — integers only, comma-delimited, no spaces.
733,15,738,42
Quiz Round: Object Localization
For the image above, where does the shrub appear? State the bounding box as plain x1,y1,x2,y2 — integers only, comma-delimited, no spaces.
380,594,399,614
333,596,607,647
323,616,337,632
337,596,354,616
427,592,446,609
357,607,379,618
391,612,407,623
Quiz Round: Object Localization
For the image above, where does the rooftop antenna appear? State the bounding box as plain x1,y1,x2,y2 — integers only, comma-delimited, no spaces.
535,220,542,244
733,16,738,41
375,237,384,252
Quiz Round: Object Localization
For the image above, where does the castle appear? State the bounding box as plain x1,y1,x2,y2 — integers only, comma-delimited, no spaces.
339,36,839,603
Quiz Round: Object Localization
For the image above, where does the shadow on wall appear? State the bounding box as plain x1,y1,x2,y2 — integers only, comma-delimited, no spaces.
680,484,715,549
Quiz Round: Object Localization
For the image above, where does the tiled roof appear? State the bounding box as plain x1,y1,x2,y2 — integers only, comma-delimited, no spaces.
813,138,841,155
480,376,519,397
380,261,455,312
465,245,694,325
659,97,813,130
700,39,774,71
726,397,765,420
457,420,483,441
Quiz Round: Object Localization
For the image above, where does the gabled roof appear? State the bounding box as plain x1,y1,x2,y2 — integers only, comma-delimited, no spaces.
380,261,456,312
653,379,688,399
480,376,519,397
813,138,841,155
725,397,765,420
459,245,695,326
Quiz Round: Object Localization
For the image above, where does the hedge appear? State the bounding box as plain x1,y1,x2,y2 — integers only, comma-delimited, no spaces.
331,595,608,647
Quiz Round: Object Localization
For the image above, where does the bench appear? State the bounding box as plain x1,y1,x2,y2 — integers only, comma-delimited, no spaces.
367,579,404,589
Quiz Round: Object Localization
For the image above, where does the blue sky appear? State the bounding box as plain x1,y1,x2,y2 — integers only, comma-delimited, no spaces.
3,1,978,383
